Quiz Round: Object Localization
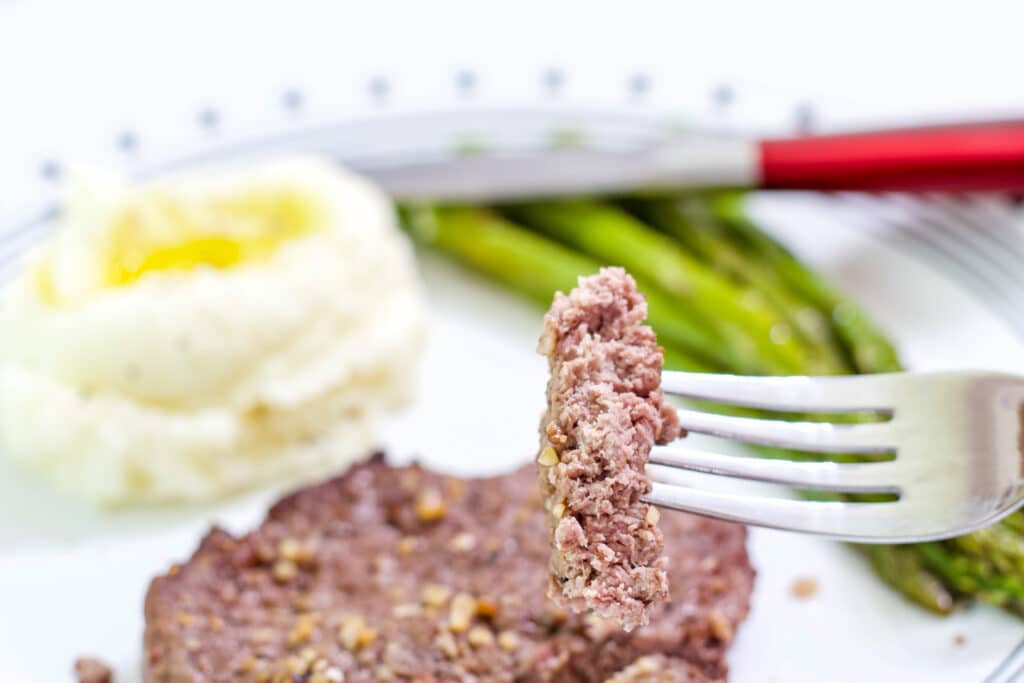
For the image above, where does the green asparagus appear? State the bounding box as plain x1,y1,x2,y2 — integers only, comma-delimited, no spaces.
628,196,849,376
916,542,1024,614
401,204,718,372
705,191,902,375
861,545,955,614
501,200,807,375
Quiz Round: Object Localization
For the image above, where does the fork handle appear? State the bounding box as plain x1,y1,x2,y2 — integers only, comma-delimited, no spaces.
760,121,1024,192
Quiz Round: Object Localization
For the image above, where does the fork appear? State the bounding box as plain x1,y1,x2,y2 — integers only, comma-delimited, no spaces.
643,370,1024,542
985,635,1024,683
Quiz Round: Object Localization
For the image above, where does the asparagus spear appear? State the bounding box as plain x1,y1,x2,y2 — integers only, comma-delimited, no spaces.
400,204,720,372
631,195,891,463
1002,512,1024,536
861,545,956,615
629,196,849,376
916,542,1024,614
501,200,808,375
706,191,902,375
947,523,1024,580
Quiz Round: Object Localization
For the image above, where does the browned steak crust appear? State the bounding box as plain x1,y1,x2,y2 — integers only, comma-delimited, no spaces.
144,457,752,682
538,268,682,631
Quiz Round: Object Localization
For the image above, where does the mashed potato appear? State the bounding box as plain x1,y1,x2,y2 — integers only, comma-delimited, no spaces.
0,158,426,505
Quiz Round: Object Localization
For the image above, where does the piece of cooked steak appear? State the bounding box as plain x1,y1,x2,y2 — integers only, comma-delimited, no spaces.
144,457,752,682
537,268,682,631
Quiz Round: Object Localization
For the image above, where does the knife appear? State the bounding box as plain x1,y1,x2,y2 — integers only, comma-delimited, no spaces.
361,120,1024,201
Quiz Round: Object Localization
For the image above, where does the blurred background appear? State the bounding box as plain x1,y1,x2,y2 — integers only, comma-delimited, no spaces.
3,0,1024,218
3,2,1024,682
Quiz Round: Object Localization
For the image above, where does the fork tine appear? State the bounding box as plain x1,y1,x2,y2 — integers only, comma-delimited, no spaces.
643,481,900,540
648,447,900,494
661,371,898,412
675,408,896,453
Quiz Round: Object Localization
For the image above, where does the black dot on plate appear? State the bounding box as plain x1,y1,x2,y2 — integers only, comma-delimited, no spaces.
281,89,304,111
628,72,652,97
40,159,62,181
455,69,477,95
795,103,816,134
368,76,390,101
542,67,565,93
197,107,220,130
117,130,138,152
713,83,734,108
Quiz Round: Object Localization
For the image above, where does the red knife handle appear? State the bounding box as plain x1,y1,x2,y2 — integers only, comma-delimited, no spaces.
759,122,1024,192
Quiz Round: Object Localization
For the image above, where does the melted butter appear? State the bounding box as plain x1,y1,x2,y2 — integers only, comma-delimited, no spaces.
104,189,323,287
35,187,324,306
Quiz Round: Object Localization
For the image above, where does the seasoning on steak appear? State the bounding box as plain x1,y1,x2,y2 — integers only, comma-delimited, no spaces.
144,456,752,682
537,268,682,631
74,657,113,683
604,655,720,683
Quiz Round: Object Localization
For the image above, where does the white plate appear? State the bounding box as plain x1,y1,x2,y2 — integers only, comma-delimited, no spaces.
1,112,1024,682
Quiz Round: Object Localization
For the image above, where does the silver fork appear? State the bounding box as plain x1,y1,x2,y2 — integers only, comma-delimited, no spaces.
643,370,1024,542
984,636,1024,683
